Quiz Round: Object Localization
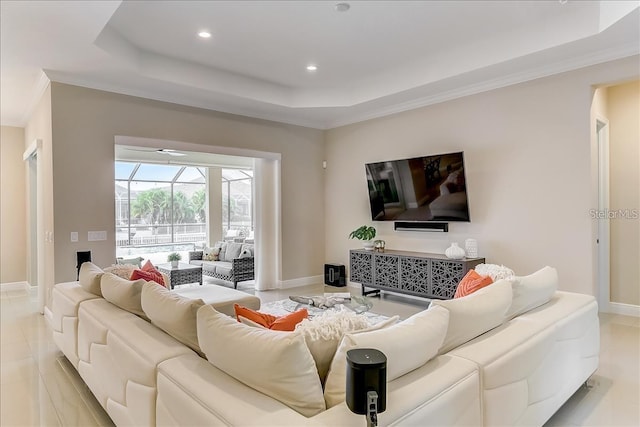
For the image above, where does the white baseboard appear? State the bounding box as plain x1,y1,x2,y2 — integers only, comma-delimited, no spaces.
278,275,324,289
606,302,640,318
0,281,29,292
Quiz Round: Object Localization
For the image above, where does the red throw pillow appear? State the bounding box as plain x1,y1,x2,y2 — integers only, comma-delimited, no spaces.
454,269,493,298
234,304,308,331
141,260,155,272
131,267,165,286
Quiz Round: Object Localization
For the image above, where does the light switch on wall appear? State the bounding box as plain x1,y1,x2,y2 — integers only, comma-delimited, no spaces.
71,232,78,242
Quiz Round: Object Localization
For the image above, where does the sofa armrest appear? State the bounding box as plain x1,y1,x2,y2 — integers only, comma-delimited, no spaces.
232,257,254,281
189,251,203,262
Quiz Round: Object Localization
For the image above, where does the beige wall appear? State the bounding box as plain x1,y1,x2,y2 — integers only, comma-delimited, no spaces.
0,126,27,283
325,56,639,296
608,80,640,305
49,83,325,284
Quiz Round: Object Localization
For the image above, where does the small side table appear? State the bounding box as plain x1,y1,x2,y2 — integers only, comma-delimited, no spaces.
157,263,203,289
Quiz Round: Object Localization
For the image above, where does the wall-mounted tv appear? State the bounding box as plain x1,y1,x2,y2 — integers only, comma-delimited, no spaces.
365,151,470,222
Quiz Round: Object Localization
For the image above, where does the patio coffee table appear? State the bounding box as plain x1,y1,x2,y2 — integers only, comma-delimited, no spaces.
157,263,203,289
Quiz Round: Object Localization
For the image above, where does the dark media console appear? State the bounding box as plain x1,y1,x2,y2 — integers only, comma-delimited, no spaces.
349,249,484,300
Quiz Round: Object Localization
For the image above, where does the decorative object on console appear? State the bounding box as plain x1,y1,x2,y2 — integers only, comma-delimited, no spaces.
373,239,386,252
346,348,387,427
349,225,377,250
464,238,478,258
445,242,466,260
167,252,182,268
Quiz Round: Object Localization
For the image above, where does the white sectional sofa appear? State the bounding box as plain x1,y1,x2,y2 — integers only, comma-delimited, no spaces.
49,263,599,426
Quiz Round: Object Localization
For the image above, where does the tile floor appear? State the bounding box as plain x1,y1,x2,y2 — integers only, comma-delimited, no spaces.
0,282,638,426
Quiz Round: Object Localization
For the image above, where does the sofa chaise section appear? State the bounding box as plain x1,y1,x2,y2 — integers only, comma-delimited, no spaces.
50,281,100,368
77,298,194,426
448,291,599,426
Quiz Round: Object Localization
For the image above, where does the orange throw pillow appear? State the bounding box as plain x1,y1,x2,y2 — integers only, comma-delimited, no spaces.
234,304,278,328
454,269,493,298
234,304,308,331
270,309,309,331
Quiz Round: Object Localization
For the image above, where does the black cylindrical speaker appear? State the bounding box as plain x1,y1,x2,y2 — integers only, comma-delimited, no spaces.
346,348,387,415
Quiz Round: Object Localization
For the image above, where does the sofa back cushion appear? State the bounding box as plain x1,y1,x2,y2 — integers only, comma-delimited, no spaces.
506,266,558,319
197,305,325,417
223,242,243,261
323,306,448,408
78,262,104,296
431,278,513,354
100,273,148,320
141,282,204,354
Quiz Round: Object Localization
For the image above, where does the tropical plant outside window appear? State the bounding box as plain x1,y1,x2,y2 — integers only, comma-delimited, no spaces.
115,162,253,262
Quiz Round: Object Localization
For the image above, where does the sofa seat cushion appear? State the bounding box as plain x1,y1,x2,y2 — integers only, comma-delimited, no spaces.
197,305,326,417
141,282,205,354
189,259,204,267
314,354,481,427
431,278,513,354
324,305,449,408
157,353,312,426
215,262,233,276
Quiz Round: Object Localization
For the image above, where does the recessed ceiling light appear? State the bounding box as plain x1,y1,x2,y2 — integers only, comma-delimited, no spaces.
335,3,350,12
306,64,318,72
198,31,212,39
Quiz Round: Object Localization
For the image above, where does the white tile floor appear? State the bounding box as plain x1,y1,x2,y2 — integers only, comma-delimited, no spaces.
0,283,638,426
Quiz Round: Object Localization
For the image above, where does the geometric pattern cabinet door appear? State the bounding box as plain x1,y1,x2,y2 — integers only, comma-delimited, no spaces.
349,249,484,300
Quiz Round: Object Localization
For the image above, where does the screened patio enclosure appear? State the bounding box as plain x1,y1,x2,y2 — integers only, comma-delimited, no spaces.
115,161,253,265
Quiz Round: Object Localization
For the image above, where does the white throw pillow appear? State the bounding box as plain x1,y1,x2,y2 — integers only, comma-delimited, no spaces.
100,272,148,320
323,307,447,408
196,305,326,417
78,262,104,296
103,264,136,280
506,266,558,319
474,263,515,281
431,278,513,354
141,282,205,354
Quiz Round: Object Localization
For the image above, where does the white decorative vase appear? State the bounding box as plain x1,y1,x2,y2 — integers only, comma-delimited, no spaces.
445,242,465,260
465,238,478,258
362,240,375,251
171,260,179,268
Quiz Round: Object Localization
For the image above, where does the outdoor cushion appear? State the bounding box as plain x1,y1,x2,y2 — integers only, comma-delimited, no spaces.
224,242,243,261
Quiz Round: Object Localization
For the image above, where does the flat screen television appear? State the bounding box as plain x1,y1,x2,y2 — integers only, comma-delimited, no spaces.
365,151,470,222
